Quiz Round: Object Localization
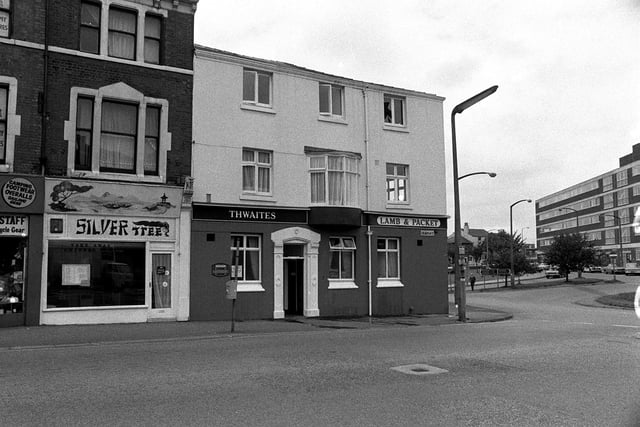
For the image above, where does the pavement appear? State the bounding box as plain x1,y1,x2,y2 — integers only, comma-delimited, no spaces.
0,302,512,350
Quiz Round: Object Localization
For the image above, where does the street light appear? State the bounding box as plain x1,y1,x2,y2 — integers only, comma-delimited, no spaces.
510,198,531,287
452,85,499,322
600,212,624,280
459,171,497,180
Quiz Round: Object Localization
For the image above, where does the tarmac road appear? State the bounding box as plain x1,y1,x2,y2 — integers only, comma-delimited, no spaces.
1,278,639,426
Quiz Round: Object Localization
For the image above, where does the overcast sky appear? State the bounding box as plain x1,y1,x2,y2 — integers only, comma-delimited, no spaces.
194,0,640,244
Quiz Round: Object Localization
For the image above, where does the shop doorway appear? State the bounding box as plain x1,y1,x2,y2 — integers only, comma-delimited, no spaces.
284,245,304,315
0,237,27,326
148,251,174,321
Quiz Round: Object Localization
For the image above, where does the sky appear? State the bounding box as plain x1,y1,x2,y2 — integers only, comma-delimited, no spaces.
193,0,640,244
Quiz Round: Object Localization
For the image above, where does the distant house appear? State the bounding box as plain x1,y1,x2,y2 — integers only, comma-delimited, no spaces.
447,223,489,265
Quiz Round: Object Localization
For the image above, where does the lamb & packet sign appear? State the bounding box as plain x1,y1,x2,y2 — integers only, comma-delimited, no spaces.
376,216,442,228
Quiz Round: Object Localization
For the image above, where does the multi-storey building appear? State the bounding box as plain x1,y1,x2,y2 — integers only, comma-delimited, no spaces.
0,0,197,327
190,46,448,320
536,144,640,268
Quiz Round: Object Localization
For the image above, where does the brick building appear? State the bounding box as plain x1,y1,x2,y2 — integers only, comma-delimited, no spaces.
0,0,197,327
190,46,448,321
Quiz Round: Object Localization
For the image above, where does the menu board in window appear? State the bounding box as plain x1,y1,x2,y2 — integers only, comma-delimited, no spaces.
62,264,91,287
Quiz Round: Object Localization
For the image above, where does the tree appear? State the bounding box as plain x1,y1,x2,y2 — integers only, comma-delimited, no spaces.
545,234,595,282
49,180,93,212
486,231,532,284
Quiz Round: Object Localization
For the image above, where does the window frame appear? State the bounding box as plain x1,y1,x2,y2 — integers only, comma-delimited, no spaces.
108,6,137,60
144,13,162,64
328,236,357,289
230,234,265,292
386,163,409,204
79,1,101,54
319,83,344,118
66,83,170,183
309,154,359,207
376,237,403,287
383,95,406,127
241,148,273,196
0,76,17,171
242,69,272,107
0,84,7,163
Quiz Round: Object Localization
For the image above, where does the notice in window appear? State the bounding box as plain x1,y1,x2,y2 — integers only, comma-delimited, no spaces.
62,264,91,287
0,11,9,38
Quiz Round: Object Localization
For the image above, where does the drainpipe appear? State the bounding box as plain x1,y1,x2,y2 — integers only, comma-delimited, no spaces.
40,0,50,174
362,87,370,211
367,225,372,317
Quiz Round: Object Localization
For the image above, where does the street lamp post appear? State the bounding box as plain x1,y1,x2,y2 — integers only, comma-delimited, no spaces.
510,198,531,287
452,85,499,322
559,207,581,276
600,213,624,279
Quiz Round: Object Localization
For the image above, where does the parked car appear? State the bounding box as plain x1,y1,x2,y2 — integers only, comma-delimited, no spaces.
624,262,640,275
583,265,602,273
603,264,625,274
544,267,562,279
537,263,550,273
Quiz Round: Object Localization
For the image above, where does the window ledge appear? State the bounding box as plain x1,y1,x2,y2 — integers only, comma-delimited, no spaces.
328,280,358,290
385,203,412,210
239,194,277,203
383,124,409,133
240,103,276,115
68,170,165,184
318,115,348,125
376,279,404,288
237,282,265,292
0,164,12,173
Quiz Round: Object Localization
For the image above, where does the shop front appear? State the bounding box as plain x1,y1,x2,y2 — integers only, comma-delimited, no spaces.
0,175,44,328
190,203,448,321
42,178,189,325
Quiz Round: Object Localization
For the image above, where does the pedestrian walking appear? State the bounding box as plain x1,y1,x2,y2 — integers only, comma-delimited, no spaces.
469,275,476,291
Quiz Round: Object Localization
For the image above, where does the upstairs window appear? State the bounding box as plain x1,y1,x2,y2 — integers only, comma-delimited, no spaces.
617,189,629,206
602,175,613,191
386,163,409,203
0,85,7,162
144,14,162,64
0,0,11,38
384,95,405,126
309,154,359,206
144,105,160,175
108,7,137,60
75,96,94,170
80,1,100,53
100,101,138,173
243,69,271,106
616,170,628,187
603,193,614,209
319,83,343,117
242,148,272,195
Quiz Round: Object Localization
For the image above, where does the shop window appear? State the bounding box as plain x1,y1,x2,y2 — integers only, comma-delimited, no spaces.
319,83,344,117
242,148,272,194
0,238,26,315
386,163,409,203
243,69,272,107
377,237,402,287
328,237,356,289
309,154,359,206
0,0,10,38
80,1,101,54
66,83,170,183
46,241,145,308
384,95,405,126
230,234,263,292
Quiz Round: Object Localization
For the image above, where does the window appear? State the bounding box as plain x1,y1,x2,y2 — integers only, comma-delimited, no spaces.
605,229,616,245
108,7,137,60
144,105,160,175
604,215,615,228
616,170,628,187
144,14,162,64
377,238,400,279
0,76,17,170
383,95,405,126
617,189,628,206
319,83,343,117
622,227,631,243
309,155,359,206
329,237,356,281
100,101,137,173
80,1,101,53
243,69,271,106
242,148,272,194
386,163,409,203
603,175,613,191
603,194,614,209
46,241,145,308
0,85,7,162
230,235,263,292
0,0,11,38
67,83,169,181
620,209,630,225
75,96,94,170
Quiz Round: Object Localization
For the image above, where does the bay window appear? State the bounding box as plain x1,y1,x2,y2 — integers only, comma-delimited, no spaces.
100,101,137,173
310,154,359,206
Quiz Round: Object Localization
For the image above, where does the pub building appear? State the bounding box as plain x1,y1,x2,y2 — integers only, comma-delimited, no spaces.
190,204,449,321
41,178,191,325
0,175,44,328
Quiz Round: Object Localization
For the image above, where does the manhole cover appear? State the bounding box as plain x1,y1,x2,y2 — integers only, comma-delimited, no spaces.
390,363,448,376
